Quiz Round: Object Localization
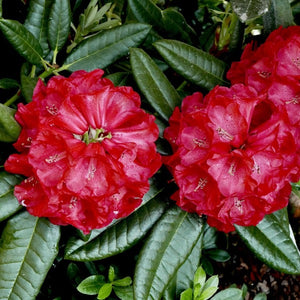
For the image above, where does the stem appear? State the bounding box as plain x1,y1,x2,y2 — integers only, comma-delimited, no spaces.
4,89,21,106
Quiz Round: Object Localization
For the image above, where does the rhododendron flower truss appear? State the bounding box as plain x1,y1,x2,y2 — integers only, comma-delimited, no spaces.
5,69,162,234
164,84,300,233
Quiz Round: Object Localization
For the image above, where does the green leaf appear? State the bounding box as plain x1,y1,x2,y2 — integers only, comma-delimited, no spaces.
0,104,21,142
64,194,167,261
113,286,134,300
0,211,60,299
180,288,193,300
133,206,204,300
105,72,130,86
230,0,270,22
108,266,115,283
97,283,113,300
0,78,19,90
210,288,243,300
77,275,106,295
161,8,196,44
113,277,132,287
20,63,39,103
235,209,300,274
153,39,228,90
130,47,181,121
64,23,151,72
262,0,294,33
206,249,230,262
199,276,219,300
254,293,267,300
24,0,52,55
127,0,162,29
48,0,71,52
194,266,206,289
0,19,44,65
0,172,22,222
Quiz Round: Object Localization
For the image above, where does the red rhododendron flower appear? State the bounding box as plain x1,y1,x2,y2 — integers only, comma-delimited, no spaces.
164,83,299,232
5,69,162,233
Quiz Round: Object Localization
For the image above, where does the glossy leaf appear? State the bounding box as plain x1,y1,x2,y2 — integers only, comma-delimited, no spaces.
0,172,22,222
235,209,300,274
0,211,60,299
211,288,243,300
154,39,228,90
64,193,167,261
130,47,181,121
127,0,162,29
98,283,113,300
64,23,151,71
0,19,43,65
48,0,71,52
0,104,21,142
24,0,52,55
77,275,106,295
263,0,294,33
133,206,204,300
231,0,270,22
114,286,134,300
164,235,203,299
161,8,196,43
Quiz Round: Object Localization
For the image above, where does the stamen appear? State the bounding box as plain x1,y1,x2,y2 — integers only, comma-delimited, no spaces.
228,162,236,176
193,138,208,148
216,127,233,141
194,177,208,192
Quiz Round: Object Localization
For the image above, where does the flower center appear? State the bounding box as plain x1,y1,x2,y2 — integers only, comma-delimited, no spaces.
74,127,112,144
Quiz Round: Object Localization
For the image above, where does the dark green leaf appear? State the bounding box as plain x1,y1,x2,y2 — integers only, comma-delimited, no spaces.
0,211,60,299
211,288,243,300
0,172,22,222
207,249,230,262
64,23,151,72
161,8,196,44
231,0,270,22
48,0,71,52
154,39,228,90
20,63,39,103
0,19,44,65
98,283,113,300
0,78,19,90
130,47,181,121
127,0,162,29
105,72,130,86
0,104,21,142
114,286,134,300
24,0,52,55
133,206,204,300
64,195,167,261
77,275,106,295
235,209,300,274
262,0,294,34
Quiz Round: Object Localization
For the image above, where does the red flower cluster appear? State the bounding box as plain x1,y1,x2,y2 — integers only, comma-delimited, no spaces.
5,70,161,233
164,26,300,232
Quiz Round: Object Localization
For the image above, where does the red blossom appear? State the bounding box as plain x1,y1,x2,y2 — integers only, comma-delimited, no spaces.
5,70,162,233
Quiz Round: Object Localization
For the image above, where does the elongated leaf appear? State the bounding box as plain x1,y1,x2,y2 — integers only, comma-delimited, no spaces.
231,0,270,22
0,104,21,142
133,206,204,300
0,19,43,65
48,0,71,52
130,47,181,121
262,0,294,33
235,209,300,274
64,23,151,72
211,288,243,300
0,78,19,89
154,39,228,90
20,63,39,103
24,0,52,55
65,195,167,261
164,234,203,299
161,8,196,44
0,211,60,299
0,172,22,222
128,0,162,29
